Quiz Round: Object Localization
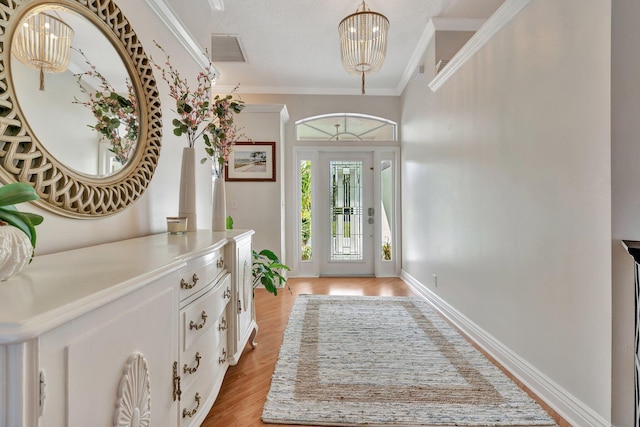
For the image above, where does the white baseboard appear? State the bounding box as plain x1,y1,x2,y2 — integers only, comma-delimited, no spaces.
400,270,610,427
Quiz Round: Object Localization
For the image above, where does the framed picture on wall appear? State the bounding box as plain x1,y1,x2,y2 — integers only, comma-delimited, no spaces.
225,141,276,182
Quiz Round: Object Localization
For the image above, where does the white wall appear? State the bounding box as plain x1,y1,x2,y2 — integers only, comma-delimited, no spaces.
611,0,640,424
401,0,612,423
224,105,286,256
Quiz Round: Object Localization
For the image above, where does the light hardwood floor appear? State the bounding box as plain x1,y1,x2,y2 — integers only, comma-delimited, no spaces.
202,277,568,427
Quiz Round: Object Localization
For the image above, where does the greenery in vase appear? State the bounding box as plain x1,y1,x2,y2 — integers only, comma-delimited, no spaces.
73,48,138,165
0,182,44,257
300,160,312,260
151,42,246,177
252,249,290,296
382,240,392,261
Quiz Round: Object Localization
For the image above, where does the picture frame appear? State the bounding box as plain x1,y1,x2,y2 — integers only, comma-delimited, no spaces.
225,141,276,182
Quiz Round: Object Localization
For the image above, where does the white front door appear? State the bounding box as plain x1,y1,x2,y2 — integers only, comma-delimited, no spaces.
317,152,374,276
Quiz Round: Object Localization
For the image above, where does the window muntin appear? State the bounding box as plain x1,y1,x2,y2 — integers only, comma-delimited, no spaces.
296,113,396,141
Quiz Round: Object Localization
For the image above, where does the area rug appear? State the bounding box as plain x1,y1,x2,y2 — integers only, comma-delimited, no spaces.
262,295,557,426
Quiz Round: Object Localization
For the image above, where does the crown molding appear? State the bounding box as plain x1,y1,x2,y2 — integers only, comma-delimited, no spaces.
428,0,531,92
396,19,436,96
238,104,290,123
144,0,216,74
396,17,486,95
213,84,399,97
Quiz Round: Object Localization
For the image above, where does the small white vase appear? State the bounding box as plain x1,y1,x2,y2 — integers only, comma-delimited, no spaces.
211,175,226,232
178,147,197,232
0,224,33,281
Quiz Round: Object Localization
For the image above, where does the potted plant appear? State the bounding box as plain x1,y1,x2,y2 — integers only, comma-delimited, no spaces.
252,249,290,296
0,182,44,280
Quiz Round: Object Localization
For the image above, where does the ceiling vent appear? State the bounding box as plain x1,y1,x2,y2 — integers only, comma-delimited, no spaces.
211,34,246,62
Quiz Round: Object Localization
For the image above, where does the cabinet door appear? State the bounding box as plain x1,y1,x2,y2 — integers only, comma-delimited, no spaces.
228,234,257,365
39,280,179,427
237,236,254,342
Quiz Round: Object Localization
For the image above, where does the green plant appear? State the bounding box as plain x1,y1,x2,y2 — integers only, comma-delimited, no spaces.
226,215,234,230
301,244,312,261
382,240,391,261
300,160,311,245
252,249,290,296
0,182,44,252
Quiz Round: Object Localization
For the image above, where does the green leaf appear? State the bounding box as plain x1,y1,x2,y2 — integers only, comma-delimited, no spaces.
258,249,278,261
0,182,38,207
22,212,44,226
173,128,183,137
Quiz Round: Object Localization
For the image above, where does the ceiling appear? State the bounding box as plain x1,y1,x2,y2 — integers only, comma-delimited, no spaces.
160,0,505,96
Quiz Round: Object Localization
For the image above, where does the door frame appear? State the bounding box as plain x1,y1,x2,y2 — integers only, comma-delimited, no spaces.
293,146,400,277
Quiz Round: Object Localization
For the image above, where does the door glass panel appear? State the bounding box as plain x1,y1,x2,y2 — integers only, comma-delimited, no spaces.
300,160,312,261
381,160,393,261
330,161,363,261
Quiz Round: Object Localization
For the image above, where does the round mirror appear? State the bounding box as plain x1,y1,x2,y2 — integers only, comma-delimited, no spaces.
12,6,136,177
0,0,162,218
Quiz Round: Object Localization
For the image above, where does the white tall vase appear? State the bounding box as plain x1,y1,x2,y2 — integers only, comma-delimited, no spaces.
178,147,197,232
211,175,226,232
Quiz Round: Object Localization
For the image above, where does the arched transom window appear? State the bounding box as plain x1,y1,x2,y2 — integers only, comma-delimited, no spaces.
296,113,397,141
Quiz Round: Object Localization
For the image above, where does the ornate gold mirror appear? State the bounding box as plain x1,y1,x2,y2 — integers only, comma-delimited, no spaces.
0,0,162,218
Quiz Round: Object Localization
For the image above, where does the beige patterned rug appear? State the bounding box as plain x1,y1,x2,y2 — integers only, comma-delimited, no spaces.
262,295,557,426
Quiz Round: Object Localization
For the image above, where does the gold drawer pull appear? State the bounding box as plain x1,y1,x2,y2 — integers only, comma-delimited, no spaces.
183,352,201,375
172,362,181,402
218,316,227,331
216,258,225,268
218,348,227,364
180,273,199,289
182,392,201,418
223,287,231,299
189,311,208,330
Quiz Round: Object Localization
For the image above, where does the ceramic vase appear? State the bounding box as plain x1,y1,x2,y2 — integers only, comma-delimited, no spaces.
211,174,226,232
178,147,197,232
0,224,32,281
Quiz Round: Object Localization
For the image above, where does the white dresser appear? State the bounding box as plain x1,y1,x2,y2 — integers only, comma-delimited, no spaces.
0,230,256,427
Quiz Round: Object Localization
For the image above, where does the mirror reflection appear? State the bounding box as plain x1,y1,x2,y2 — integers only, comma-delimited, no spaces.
11,5,138,177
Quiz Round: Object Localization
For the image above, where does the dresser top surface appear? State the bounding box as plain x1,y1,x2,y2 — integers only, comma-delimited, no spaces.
0,229,253,343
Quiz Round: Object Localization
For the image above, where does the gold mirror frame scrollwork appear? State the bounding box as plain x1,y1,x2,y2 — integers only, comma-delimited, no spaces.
0,0,162,218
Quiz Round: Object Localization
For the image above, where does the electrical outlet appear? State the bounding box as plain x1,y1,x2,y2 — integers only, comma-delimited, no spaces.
433,274,438,287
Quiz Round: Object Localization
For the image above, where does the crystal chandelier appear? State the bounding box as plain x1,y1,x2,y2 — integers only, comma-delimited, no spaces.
12,11,74,91
338,0,389,95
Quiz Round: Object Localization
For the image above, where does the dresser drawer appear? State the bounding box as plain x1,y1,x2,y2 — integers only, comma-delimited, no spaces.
180,309,229,391
181,273,231,353
180,337,229,427
179,249,226,300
